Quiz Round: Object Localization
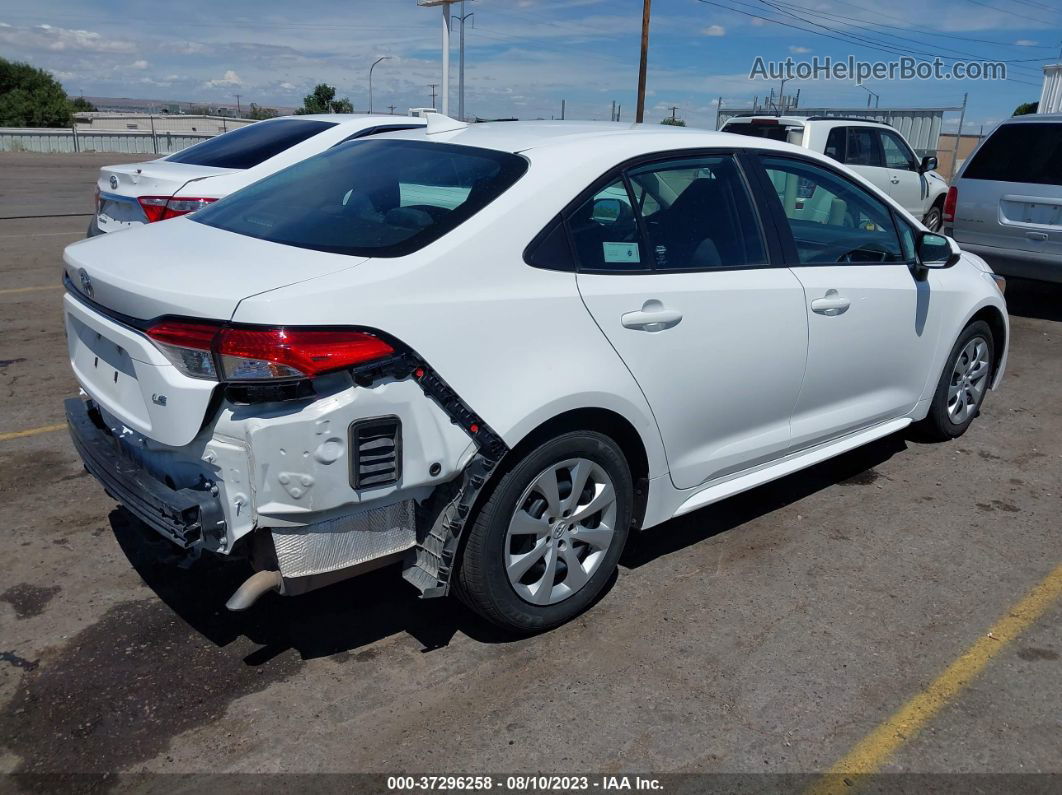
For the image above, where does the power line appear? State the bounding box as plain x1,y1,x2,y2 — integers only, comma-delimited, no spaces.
963,0,1055,25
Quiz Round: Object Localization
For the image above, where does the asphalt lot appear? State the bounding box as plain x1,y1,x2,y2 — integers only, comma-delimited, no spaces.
0,151,1059,785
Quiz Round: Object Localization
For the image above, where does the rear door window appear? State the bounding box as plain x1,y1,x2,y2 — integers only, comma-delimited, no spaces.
824,127,846,162
963,123,1062,185
167,119,336,169
845,127,884,167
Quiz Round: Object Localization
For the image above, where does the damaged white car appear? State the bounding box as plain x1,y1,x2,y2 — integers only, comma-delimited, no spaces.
63,116,1008,631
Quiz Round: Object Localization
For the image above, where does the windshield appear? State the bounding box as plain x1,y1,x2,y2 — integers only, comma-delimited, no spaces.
192,139,529,257
167,119,335,169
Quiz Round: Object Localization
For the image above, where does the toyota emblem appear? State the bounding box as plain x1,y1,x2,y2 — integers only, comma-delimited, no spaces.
109,175,118,190
78,269,94,299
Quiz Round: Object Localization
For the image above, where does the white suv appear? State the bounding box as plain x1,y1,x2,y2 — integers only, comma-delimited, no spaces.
89,114,425,236
722,116,949,230
63,119,1007,632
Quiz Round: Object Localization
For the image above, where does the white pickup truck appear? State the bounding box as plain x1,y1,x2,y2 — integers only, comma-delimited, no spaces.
722,115,949,231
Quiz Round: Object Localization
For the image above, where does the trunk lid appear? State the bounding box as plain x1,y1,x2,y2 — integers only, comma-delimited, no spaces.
65,216,368,321
96,160,235,233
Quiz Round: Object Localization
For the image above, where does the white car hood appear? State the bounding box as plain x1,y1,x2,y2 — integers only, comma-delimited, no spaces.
64,217,368,321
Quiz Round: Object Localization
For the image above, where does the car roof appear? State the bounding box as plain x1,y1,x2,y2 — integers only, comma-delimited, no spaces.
267,113,426,127
724,115,889,128
377,119,796,155
997,112,1062,125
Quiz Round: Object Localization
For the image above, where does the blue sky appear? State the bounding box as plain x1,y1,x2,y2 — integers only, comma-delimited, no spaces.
0,0,1058,132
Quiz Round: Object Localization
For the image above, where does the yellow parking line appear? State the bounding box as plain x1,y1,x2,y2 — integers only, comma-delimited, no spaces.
0,285,62,296
809,562,1062,795
0,423,66,442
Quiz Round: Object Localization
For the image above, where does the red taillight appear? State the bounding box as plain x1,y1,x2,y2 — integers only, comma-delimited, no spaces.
137,195,217,223
144,321,394,382
942,186,957,223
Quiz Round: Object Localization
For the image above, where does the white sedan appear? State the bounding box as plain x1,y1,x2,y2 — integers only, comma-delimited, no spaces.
89,114,425,235
62,116,1008,632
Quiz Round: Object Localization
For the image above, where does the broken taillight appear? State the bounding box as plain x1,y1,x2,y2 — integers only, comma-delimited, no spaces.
145,321,395,382
137,195,217,223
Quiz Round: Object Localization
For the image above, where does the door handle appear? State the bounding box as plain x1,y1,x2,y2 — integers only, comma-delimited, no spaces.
811,290,850,316
621,300,683,332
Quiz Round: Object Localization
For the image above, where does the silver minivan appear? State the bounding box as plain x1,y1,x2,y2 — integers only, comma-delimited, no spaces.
945,114,1062,283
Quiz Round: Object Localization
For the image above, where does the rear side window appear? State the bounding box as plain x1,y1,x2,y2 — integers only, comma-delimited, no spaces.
193,139,528,257
845,127,883,167
167,119,335,169
824,127,846,162
566,155,765,272
723,122,803,145
963,122,1062,185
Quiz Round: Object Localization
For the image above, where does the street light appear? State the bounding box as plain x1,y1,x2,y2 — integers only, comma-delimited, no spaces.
857,82,880,109
369,56,392,114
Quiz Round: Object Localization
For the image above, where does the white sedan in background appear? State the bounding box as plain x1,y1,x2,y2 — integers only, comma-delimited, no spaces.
63,117,1008,633
89,114,426,236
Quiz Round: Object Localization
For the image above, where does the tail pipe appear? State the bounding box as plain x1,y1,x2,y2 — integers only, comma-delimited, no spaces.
226,569,284,611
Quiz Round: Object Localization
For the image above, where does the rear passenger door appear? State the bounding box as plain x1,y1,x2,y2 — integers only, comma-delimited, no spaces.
571,153,809,490
751,154,941,449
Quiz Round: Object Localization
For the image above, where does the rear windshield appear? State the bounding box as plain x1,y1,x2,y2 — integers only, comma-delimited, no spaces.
723,122,803,144
963,122,1062,186
192,139,529,257
167,119,335,169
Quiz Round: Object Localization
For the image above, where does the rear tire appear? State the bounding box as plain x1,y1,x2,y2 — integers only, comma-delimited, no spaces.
918,320,994,441
456,431,632,632
923,202,944,232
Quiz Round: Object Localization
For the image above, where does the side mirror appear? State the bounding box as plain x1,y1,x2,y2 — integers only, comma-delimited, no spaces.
917,231,961,269
919,155,938,174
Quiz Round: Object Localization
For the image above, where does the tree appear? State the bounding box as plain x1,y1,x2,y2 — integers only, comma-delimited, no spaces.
297,83,353,114
247,103,279,120
660,117,686,127
70,96,97,113
1013,101,1038,116
0,58,73,127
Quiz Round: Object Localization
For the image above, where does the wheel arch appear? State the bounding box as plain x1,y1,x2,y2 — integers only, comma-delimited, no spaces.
969,304,1007,384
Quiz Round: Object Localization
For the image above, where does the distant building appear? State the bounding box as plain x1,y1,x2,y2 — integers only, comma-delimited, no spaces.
1039,64,1062,115
73,113,256,135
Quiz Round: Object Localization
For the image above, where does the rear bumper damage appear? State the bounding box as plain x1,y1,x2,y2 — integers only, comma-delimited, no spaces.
66,346,510,609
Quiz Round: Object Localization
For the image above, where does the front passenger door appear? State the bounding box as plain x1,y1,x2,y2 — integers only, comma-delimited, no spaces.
754,154,941,450
879,129,925,218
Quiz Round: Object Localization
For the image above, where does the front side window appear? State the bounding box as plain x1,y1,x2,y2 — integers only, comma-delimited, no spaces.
193,139,528,257
846,127,883,167
760,155,904,265
567,155,765,272
880,130,917,171
167,119,336,169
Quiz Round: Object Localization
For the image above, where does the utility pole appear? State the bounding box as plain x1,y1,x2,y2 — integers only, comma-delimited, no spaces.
561,99,565,120
453,2,474,121
234,94,242,116
950,92,968,180
635,0,651,123
610,100,616,122
388,104,396,114
418,0,457,116
668,104,678,121
428,83,438,109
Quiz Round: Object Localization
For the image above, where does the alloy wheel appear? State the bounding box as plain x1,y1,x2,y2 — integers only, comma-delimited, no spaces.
947,336,990,423
504,458,618,606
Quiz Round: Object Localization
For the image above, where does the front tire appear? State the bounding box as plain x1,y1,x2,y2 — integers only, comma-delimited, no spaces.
919,320,994,441
456,431,632,632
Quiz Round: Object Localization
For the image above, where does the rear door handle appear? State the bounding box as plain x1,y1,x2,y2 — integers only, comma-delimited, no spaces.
621,300,683,332
811,290,850,316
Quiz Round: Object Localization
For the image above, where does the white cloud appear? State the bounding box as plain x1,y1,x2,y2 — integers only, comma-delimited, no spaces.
130,59,149,70
1013,39,1038,46
789,46,811,54
703,25,726,37
0,23,136,53
205,69,242,88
